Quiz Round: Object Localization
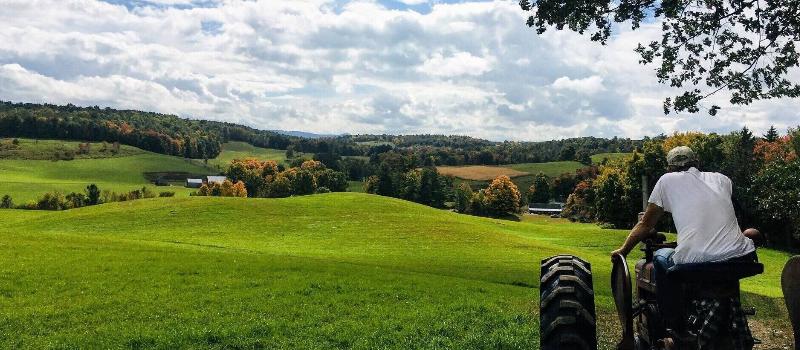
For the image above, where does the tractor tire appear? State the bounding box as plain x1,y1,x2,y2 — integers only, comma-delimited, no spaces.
539,255,598,350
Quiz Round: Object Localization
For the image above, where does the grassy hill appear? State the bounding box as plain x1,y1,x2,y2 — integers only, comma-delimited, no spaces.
207,141,305,169
0,139,216,203
0,193,792,348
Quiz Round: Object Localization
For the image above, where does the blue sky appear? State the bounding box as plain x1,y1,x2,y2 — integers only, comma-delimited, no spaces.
0,0,796,141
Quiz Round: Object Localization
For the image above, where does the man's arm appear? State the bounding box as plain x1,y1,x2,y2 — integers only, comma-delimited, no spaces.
611,203,664,257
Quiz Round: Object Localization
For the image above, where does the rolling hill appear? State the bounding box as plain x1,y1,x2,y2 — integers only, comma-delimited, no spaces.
0,139,310,203
0,139,216,203
0,193,792,348
207,141,303,170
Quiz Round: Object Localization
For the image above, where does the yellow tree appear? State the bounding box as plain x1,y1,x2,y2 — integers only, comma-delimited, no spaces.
484,175,521,217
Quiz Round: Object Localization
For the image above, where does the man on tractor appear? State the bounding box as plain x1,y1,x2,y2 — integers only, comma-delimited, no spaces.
610,146,759,329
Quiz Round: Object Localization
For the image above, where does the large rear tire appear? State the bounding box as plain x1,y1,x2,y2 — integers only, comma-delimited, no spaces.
540,255,598,350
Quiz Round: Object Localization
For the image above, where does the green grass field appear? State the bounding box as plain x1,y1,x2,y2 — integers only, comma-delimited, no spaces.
0,138,144,160
591,152,632,164
505,161,585,177
0,139,217,203
207,142,302,170
0,193,792,349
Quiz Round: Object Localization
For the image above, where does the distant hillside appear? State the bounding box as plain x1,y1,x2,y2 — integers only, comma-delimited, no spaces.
272,130,340,139
0,100,644,166
0,138,215,203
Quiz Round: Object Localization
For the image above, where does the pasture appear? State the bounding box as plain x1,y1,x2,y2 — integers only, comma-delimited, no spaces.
0,138,144,160
0,139,215,203
591,152,632,164
0,193,792,349
207,141,303,169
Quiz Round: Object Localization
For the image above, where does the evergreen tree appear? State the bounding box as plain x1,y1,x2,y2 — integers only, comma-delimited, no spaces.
0,195,13,209
764,125,779,142
528,173,551,204
85,184,101,205
376,162,396,197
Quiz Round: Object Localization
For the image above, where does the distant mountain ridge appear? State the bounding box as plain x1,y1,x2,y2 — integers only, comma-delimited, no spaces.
271,130,341,139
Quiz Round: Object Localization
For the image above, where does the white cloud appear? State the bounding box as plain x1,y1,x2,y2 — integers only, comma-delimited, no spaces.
417,52,493,77
552,76,605,94
0,0,796,141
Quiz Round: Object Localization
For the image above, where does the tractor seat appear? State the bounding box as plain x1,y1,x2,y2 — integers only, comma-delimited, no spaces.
667,261,764,282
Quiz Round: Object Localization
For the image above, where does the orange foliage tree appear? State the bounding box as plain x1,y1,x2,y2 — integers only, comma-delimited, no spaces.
483,175,521,217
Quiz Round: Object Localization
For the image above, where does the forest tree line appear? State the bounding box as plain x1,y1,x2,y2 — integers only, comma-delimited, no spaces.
0,101,642,165
560,127,800,251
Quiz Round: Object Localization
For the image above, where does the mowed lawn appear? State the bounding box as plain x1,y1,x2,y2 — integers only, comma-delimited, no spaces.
0,193,793,349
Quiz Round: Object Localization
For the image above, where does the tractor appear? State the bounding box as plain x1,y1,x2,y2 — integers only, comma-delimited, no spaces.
539,234,800,349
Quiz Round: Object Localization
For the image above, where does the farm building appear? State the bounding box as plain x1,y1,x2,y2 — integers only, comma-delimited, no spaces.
206,176,227,184
185,178,203,188
528,202,564,215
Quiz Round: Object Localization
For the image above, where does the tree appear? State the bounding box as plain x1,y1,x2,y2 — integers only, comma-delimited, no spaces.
376,162,396,197
528,173,551,204
291,169,317,195
37,192,68,210
763,125,779,142
315,169,348,192
85,184,101,205
0,195,13,209
454,182,473,213
576,150,592,165
559,145,576,161
751,159,800,248
269,174,292,198
551,173,578,202
65,192,86,208
484,175,521,217
520,0,800,114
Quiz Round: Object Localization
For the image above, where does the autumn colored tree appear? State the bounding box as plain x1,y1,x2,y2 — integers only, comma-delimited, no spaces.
484,175,521,217
551,173,577,202
300,160,325,171
562,180,595,222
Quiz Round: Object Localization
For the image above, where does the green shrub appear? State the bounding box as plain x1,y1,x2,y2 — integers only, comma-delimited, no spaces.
0,195,13,209
159,191,176,197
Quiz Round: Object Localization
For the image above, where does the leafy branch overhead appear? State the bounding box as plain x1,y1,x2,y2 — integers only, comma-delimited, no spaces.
519,0,800,115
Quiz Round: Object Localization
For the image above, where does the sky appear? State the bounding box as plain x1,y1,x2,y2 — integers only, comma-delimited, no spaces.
0,0,797,141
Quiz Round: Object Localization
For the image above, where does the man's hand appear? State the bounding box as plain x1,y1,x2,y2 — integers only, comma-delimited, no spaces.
611,247,628,259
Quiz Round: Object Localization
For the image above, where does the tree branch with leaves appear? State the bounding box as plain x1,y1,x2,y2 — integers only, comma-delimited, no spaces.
520,0,800,115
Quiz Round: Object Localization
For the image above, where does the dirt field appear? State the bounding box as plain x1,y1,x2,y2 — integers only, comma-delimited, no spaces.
436,165,529,180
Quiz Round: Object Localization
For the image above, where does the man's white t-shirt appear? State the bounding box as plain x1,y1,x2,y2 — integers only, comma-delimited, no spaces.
648,167,755,264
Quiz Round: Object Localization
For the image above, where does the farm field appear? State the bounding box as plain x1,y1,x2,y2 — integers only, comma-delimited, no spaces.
504,161,585,177
436,165,529,181
0,193,792,349
437,161,588,182
591,152,632,164
0,139,216,203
